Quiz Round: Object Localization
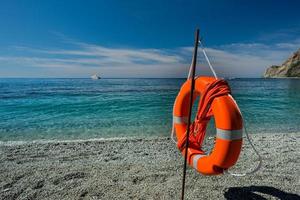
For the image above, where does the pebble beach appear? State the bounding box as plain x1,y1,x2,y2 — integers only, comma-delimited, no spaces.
0,133,299,199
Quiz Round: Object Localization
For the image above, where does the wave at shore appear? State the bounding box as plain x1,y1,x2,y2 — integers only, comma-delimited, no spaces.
0,131,298,146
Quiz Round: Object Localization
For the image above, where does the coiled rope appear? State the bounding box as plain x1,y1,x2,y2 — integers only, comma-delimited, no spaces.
176,79,231,153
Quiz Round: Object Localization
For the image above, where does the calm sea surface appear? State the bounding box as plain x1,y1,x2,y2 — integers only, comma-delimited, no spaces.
0,78,299,141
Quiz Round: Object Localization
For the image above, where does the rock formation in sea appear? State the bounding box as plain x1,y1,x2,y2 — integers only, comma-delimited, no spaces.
264,48,300,78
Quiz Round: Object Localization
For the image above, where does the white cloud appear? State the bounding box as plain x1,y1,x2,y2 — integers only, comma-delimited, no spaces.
197,39,300,77
0,36,299,78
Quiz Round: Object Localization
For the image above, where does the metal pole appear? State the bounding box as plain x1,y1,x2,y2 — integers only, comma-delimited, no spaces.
181,28,199,200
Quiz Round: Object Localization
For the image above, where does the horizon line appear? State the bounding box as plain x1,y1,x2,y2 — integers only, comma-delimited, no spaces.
0,76,265,79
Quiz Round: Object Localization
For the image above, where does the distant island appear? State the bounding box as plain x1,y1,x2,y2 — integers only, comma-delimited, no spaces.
264,48,300,78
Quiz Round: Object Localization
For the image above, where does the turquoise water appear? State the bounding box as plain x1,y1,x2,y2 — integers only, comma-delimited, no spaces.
0,78,299,141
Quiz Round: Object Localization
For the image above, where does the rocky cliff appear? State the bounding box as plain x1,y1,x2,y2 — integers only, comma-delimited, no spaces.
264,49,300,78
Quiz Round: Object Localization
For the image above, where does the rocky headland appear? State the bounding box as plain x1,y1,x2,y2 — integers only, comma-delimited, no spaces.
264,49,300,78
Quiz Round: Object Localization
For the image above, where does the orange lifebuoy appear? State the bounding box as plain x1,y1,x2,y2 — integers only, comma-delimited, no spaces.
173,76,243,175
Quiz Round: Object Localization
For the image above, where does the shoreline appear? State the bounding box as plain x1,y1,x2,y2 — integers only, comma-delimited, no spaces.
1,132,299,199
0,131,299,146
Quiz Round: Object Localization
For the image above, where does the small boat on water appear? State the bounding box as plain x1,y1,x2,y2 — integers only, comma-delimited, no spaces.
91,74,101,80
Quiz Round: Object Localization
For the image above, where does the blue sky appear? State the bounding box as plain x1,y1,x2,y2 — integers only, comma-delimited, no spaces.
0,0,299,78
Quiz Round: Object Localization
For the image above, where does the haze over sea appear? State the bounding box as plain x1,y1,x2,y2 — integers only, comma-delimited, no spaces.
0,78,299,141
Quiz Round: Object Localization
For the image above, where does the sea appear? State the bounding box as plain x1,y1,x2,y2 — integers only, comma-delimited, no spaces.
0,78,299,141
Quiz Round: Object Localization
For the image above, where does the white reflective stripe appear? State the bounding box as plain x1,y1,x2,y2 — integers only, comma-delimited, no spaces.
173,116,188,124
216,128,243,140
193,154,206,170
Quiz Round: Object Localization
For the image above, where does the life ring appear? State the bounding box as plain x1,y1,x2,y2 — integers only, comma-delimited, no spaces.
173,76,243,175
